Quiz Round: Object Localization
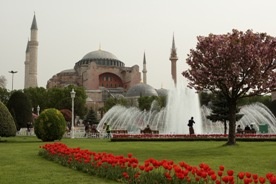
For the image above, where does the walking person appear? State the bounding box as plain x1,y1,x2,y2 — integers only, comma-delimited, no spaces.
188,117,195,135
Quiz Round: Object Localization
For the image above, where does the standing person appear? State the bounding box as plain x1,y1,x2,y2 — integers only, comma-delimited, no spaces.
26,122,32,136
106,124,111,138
188,117,195,135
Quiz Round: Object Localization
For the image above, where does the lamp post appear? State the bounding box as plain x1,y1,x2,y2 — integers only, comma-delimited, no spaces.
8,70,18,90
70,89,76,139
37,105,40,116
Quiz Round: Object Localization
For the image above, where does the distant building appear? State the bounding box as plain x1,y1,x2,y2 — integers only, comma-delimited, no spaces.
24,14,178,110
47,49,141,107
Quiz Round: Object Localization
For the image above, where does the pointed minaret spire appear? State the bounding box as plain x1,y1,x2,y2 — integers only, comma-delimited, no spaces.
170,34,178,86
172,34,176,50
31,13,38,30
142,51,147,84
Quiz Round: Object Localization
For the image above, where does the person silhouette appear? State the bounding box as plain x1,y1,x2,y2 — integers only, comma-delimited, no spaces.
188,117,195,135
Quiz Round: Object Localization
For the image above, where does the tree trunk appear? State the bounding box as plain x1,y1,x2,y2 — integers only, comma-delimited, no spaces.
227,100,237,145
224,120,227,134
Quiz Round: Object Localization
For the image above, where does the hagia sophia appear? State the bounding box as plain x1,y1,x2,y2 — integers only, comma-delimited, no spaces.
24,15,178,108
24,15,276,108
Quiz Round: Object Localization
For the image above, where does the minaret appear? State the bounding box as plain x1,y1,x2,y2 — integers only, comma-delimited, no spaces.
170,34,178,86
25,14,38,88
24,40,30,88
142,52,147,84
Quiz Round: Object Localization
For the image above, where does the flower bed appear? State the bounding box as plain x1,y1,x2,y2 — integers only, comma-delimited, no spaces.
39,143,276,184
111,134,276,142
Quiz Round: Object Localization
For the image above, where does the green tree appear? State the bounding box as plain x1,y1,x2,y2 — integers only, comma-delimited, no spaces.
47,85,87,118
34,108,67,141
24,87,48,114
183,29,276,145
267,100,276,117
207,92,243,134
0,101,16,137
6,90,33,131
138,96,165,111
199,91,214,106
84,108,98,125
103,97,127,112
237,95,271,107
0,87,11,105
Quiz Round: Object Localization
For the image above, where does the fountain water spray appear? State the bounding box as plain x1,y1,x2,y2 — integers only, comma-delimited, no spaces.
98,82,202,134
98,84,276,134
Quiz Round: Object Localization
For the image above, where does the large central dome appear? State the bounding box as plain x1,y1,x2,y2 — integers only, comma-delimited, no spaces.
82,50,118,60
75,49,125,68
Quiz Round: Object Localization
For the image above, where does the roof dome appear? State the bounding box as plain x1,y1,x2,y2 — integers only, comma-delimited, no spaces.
126,83,158,97
75,49,125,68
82,50,118,60
156,88,168,96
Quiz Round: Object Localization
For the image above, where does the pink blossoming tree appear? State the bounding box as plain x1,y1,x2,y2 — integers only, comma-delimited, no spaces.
182,29,276,145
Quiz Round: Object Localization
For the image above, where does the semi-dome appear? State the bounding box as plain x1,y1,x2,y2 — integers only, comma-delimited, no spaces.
74,49,125,68
156,88,168,96
126,83,158,97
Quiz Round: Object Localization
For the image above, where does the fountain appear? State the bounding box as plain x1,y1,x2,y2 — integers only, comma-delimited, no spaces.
202,102,276,134
98,82,203,134
98,83,276,134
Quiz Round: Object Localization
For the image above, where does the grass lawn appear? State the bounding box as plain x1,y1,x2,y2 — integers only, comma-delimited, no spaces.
0,136,275,184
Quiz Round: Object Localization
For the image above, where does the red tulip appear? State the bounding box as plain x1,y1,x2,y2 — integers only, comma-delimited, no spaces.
218,171,223,177
219,165,225,171
222,176,228,183
245,172,251,178
266,172,273,179
259,176,266,184
252,174,258,180
238,172,245,180
227,170,234,176
211,174,217,181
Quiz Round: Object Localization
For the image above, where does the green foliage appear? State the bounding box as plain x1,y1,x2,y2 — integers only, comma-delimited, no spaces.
103,97,127,112
207,92,243,134
24,87,48,114
238,95,271,107
47,85,87,118
34,108,67,141
138,96,165,111
0,101,16,137
84,108,98,124
0,87,10,105
6,90,33,131
199,91,214,106
267,100,276,117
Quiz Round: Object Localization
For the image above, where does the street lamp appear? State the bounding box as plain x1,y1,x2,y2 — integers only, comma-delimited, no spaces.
37,105,40,116
70,89,76,139
8,70,18,90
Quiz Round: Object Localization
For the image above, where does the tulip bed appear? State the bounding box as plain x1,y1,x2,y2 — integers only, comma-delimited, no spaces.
39,142,276,184
111,134,276,142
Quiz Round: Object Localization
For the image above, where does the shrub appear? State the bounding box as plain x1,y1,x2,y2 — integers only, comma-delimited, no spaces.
6,90,32,131
34,108,66,141
0,101,16,137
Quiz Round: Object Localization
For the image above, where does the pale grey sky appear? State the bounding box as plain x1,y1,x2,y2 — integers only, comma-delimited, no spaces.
1,0,275,90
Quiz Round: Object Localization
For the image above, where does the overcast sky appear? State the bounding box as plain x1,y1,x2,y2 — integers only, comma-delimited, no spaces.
1,0,276,90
